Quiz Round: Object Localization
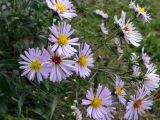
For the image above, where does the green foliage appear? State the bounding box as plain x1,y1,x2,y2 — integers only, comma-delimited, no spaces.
0,0,160,119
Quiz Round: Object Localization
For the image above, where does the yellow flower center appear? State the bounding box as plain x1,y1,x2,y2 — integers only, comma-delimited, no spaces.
78,55,88,67
91,97,102,108
137,6,145,14
56,2,65,13
58,34,68,45
116,85,123,96
134,99,142,108
30,60,42,71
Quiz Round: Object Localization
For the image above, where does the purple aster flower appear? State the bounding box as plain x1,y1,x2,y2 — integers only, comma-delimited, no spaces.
47,46,75,82
115,75,126,105
124,86,153,120
82,84,115,120
144,63,160,92
75,43,94,78
48,21,79,57
46,0,77,20
129,0,152,23
19,48,51,82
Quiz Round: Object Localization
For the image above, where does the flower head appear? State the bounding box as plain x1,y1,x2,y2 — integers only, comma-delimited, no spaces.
100,23,108,35
124,86,153,120
115,75,126,105
75,43,94,78
71,106,82,120
129,0,151,23
144,63,160,92
130,53,139,64
130,53,141,77
46,0,77,20
82,84,115,120
114,37,123,54
48,22,79,56
142,47,151,67
132,65,141,77
19,48,50,82
47,47,75,82
115,11,142,47
95,9,108,19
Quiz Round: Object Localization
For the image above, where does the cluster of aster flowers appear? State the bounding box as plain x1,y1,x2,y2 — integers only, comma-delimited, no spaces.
19,0,94,83
130,47,160,93
80,1,158,120
18,0,159,120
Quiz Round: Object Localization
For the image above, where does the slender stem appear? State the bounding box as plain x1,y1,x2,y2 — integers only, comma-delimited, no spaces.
93,29,121,51
130,13,137,22
94,77,98,90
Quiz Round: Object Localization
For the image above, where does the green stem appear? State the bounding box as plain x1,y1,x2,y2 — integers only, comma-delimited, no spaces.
93,29,121,52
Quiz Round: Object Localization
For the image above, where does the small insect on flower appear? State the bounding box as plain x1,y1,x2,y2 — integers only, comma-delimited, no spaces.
142,47,151,68
95,9,108,19
46,0,77,20
75,43,94,78
82,84,115,120
19,48,51,82
115,75,126,105
124,86,153,120
47,46,75,82
144,63,160,92
114,11,143,47
48,22,79,57
129,0,152,23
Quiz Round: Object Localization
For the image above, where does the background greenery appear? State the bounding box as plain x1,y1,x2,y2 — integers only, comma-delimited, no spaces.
0,0,160,119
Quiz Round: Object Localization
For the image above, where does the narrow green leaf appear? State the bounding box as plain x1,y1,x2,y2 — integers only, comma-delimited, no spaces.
0,59,18,68
48,96,58,120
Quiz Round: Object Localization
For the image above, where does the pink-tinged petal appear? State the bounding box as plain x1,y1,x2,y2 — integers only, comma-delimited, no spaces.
21,69,30,76
96,84,102,97
133,111,138,120
86,88,94,100
87,106,93,118
19,61,30,65
56,66,62,82
20,54,31,62
24,51,33,60
46,0,54,10
81,99,91,105
37,72,43,82
95,108,105,119
48,35,57,43
92,108,100,119
28,48,35,58
40,49,50,62
19,66,28,69
51,44,59,52
100,87,111,99
28,71,35,80
68,38,79,43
